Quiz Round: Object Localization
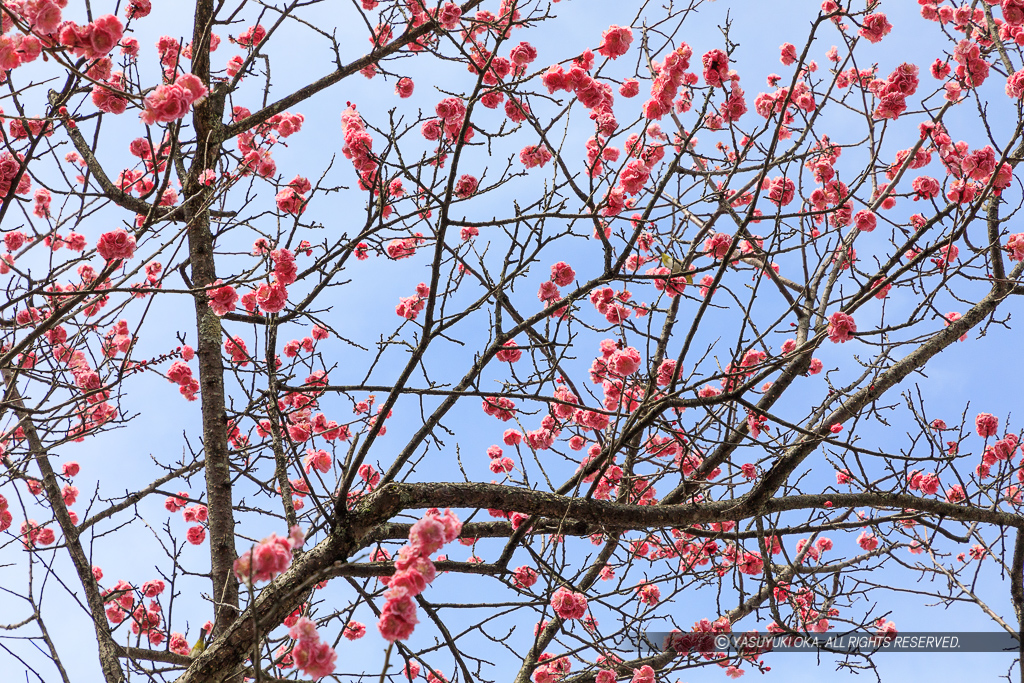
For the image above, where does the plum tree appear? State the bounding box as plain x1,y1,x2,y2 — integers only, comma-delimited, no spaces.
3,1,1024,682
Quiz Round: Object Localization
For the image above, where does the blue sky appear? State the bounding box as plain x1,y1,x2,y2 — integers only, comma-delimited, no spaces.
3,1,1024,682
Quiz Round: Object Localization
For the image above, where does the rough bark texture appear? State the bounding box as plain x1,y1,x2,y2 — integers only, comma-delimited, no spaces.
187,0,238,638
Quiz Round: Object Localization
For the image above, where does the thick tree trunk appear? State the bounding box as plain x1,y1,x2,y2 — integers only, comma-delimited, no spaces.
187,0,238,637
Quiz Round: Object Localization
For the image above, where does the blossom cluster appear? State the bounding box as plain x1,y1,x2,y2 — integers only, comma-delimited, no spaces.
341,104,378,190
396,283,431,320
233,525,305,585
377,509,462,642
288,617,337,679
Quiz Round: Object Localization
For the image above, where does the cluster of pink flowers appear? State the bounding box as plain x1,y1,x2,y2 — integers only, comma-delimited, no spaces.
172,501,208,544
341,104,379,190
92,69,129,115
872,63,919,121
858,13,892,44
343,620,366,640
827,311,856,343
536,260,577,313
288,617,337,678
641,43,694,120
588,285,633,322
724,544,764,575
597,25,633,60
13,305,45,335
636,582,661,605
225,52,245,78
434,96,472,142
701,232,732,263
486,445,514,474
763,175,795,206
155,35,181,79
918,124,1008,201
755,76,810,122
1006,233,1024,261
542,50,612,121
233,525,305,585
251,371,340,448
802,142,853,228
166,358,199,401
18,516,55,548
540,42,628,179
523,414,561,452
976,412,1000,438
8,111,53,142
59,15,124,61
916,1,981,27
582,340,651,427
230,108,278,178
513,565,538,588
102,579,135,623
5,229,28,255
168,632,190,656
0,493,11,533
63,347,109,404
224,335,248,365
395,77,415,98
126,0,152,20
619,159,651,197
128,134,164,168
519,144,553,169
283,333,318,358
909,471,941,496
952,39,989,89
714,79,747,126
233,24,265,51
276,175,311,215
550,386,578,422
795,537,833,563
549,586,588,620
208,280,240,316
269,110,305,137
303,448,331,474
482,396,517,421
377,509,462,642
128,597,165,644
911,175,940,200
583,134,619,179
96,229,137,263
779,42,798,65
976,428,1017,477
550,261,575,287
959,145,996,182
857,530,879,551
532,654,572,683
496,339,523,363
387,232,425,260
396,282,430,320
1007,69,1024,99
702,48,731,88
1005,0,1024,26
608,345,642,377
252,279,287,314
454,174,478,199
141,73,208,125
9,1,63,36
358,463,381,490
229,246,296,315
